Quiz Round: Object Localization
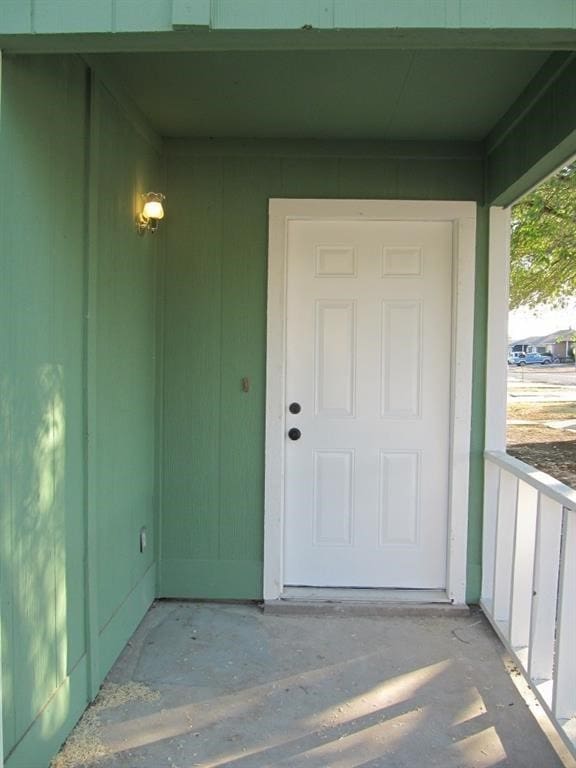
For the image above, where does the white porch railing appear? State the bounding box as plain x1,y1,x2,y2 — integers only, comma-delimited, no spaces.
482,450,576,757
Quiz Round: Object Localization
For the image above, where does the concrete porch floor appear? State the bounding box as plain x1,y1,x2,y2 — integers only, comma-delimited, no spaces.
53,602,575,768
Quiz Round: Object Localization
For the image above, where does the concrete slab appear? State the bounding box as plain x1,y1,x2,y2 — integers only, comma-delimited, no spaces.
544,419,576,431
53,601,575,768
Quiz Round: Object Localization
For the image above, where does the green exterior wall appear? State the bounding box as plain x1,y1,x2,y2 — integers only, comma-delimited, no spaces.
0,55,162,768
89,79,162,685
160,139,485,600
0,56,88,766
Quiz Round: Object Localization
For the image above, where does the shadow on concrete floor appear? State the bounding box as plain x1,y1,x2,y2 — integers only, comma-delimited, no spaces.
53,602,574,768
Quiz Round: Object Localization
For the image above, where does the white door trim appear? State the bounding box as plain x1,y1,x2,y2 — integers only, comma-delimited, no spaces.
484,207,511,454
264,199,477,605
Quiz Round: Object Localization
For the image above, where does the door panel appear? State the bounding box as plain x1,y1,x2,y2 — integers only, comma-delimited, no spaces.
381,300,422,418
284,218,453,589
315,300,356,416
313,450,354,546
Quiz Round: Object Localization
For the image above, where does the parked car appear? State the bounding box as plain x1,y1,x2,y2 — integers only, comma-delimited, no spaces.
541,352,560,363
507,351,525,364
515,352,552,366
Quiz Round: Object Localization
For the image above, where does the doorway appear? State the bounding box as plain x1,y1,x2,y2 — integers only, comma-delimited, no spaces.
264,199,476,604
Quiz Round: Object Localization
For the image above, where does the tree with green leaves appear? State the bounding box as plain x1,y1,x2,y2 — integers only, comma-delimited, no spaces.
510,164,576,309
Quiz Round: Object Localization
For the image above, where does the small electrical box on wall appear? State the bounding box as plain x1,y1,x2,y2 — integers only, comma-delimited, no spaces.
139,526,147,553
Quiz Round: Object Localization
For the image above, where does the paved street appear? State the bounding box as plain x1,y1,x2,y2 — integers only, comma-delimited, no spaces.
508,364,576,402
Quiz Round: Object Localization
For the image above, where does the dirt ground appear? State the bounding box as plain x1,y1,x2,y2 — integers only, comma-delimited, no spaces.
506,401,576,489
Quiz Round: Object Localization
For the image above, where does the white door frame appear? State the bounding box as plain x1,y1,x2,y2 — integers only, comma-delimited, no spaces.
264,199,477,605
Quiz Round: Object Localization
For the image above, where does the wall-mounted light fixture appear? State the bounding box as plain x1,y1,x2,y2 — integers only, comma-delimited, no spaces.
137,192,165,234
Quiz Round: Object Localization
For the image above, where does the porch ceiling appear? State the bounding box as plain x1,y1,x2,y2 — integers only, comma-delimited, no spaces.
93,49,549,141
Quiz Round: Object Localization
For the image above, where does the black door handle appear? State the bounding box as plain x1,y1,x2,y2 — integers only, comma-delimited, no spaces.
289,402,301,414
288,428,301,441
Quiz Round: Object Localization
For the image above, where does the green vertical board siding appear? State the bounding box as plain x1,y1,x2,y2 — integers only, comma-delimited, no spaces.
458,0,574,28
161,153,283,598
211,0,334,29
0,55,88,760
1,55,163,768
0,1,33,33
172,0,211,28
32,1,114,33
161,140,484,599
333,0,450,28
218,157,281,572
92,82,161,646
115,0,173,32
162,156,223,564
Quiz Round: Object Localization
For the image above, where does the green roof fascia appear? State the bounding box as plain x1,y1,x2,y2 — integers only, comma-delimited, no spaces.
4,28,576,55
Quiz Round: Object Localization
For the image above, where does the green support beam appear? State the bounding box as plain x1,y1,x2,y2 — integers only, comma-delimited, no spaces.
487,53,576,205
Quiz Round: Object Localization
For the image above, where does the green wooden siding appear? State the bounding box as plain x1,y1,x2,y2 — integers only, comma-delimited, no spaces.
4,0,576,37
91,82,160,664
487,53,576,205
0,55,162,768
160,140,485,599
0,56,87,760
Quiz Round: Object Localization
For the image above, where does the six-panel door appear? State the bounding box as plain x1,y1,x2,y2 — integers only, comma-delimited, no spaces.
284,218,453,588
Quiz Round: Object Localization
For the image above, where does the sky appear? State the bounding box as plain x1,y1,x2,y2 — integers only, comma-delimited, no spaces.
508,299,576,340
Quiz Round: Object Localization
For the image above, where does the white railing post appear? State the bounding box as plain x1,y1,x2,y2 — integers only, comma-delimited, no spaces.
492,470,517,629
553,509,576,726
509,482,538,653
481,460,500,610
528,495,563,689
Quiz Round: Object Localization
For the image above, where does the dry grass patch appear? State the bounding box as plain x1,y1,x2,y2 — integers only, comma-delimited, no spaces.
507,401,576,422
51,682,160,768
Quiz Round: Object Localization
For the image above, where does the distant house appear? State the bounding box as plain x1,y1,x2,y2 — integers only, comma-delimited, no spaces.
510,329,575,360
537,328,576,360
510,336,543,355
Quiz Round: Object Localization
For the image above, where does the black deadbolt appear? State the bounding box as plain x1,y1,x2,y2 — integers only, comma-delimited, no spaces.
289,402,301,414
288,428,302,441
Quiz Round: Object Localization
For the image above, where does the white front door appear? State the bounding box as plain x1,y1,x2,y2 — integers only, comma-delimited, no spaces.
283,218,454,589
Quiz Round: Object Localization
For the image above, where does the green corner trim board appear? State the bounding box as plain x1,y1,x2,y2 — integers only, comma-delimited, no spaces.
2,11,576,766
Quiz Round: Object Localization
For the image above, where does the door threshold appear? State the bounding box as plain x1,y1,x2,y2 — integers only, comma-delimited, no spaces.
264,587,469,617
283,587,451,603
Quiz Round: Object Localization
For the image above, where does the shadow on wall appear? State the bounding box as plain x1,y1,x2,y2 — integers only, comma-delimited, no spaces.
1,363,72,756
